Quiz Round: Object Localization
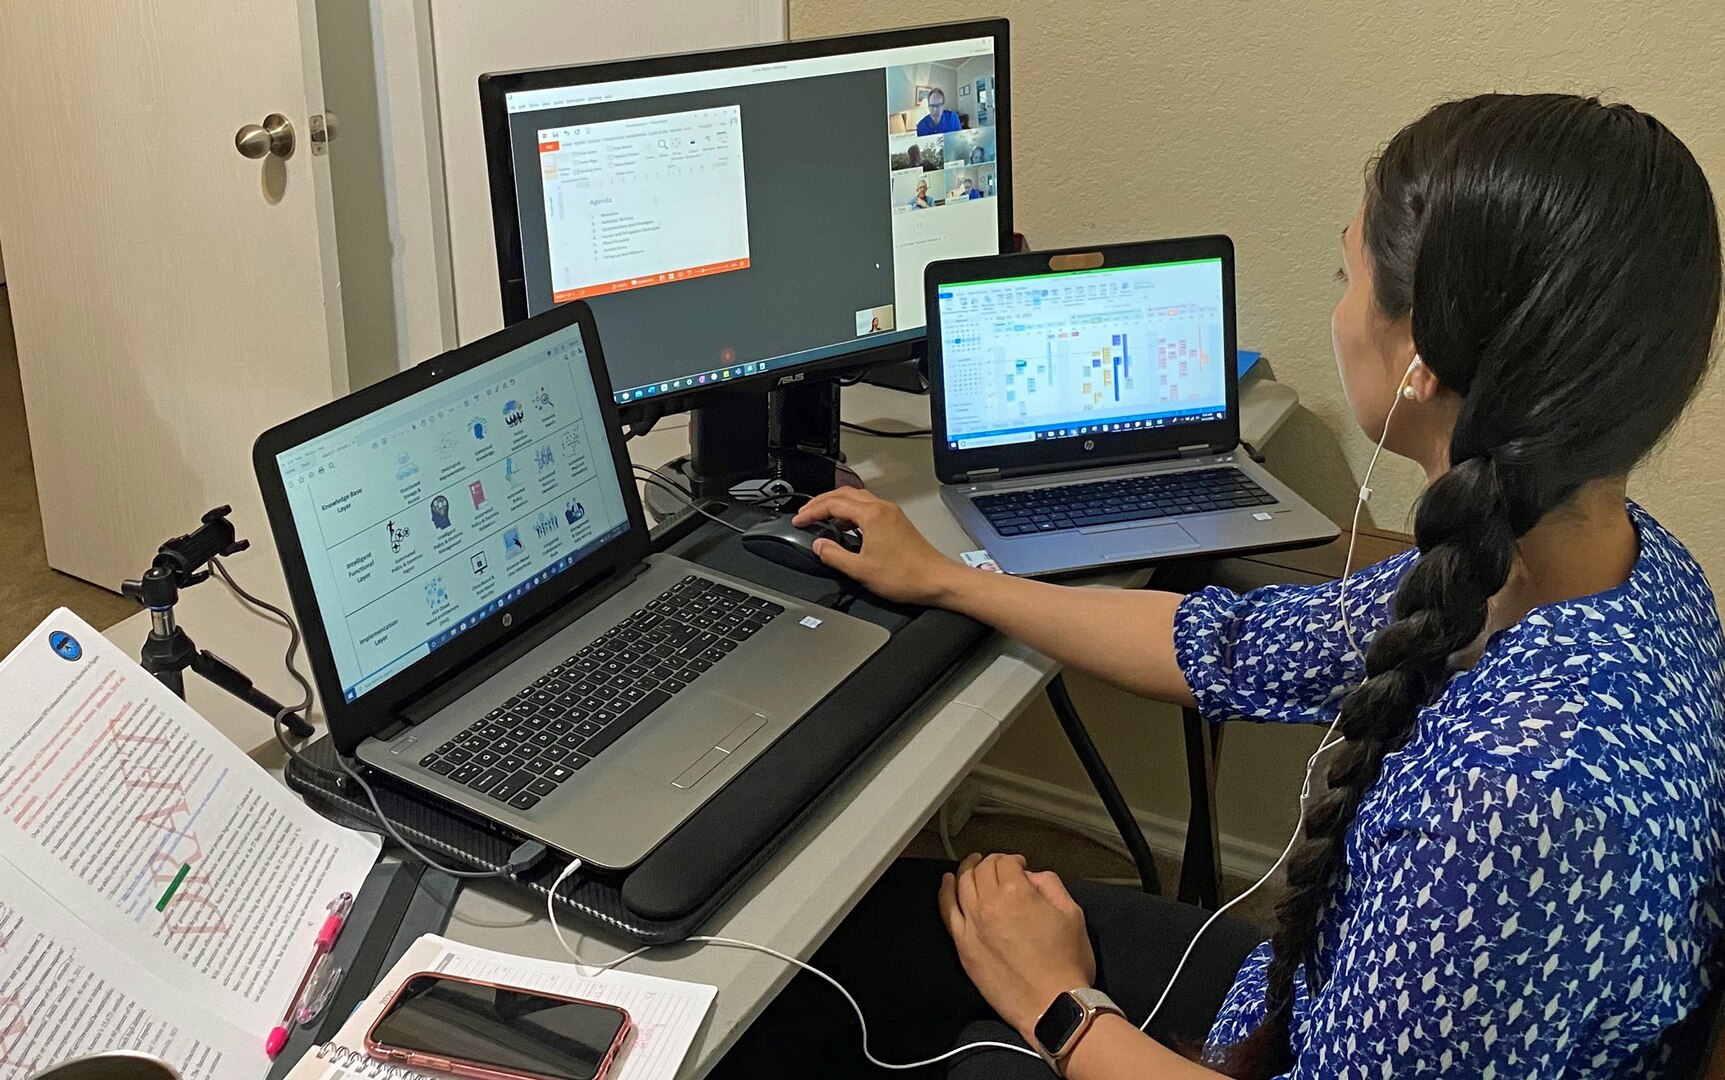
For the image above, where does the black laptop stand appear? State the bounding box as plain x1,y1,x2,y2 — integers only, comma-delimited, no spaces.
285,510,989,942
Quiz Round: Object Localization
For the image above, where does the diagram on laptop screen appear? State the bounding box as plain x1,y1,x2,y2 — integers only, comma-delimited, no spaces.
273,323,633,702
939,259,1229,449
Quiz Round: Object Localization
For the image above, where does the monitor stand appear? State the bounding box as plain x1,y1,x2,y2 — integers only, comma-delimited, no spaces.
641,379,860,522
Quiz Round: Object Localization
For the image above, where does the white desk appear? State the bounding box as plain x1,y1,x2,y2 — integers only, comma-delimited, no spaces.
102,378,1298,1079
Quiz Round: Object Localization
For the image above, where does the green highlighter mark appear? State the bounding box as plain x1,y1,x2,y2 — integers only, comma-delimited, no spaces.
157,863,192,911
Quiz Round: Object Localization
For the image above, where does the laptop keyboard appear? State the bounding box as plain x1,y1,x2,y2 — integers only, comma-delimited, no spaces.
414,575,783,811
974,467,1274,536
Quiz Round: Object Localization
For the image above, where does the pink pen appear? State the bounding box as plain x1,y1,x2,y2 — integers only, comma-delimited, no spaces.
265,892,355,1058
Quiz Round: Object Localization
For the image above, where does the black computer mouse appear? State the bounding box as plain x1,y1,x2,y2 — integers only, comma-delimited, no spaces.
740,514,863,579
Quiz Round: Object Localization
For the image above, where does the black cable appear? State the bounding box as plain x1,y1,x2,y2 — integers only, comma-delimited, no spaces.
209,557,339,782
212,557,512,879
633,461,694,497
331,754,521,879
632,468,750,535
841,421,932,439
1239,439,1267,464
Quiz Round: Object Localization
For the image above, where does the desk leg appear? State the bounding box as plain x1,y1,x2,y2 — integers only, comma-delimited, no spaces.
1046,675,1163,895
1177,708,1224,910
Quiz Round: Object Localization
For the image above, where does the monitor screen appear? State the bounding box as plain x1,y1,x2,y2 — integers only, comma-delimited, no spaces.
936,259,1231,450
272,320,632,702
486,25,1008,405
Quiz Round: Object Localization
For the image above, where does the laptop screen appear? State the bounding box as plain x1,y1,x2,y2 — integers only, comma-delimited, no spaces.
272,320,632,703
935,258,1229,450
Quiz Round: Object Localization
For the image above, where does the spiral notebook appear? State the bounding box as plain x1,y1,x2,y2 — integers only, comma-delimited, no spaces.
286,935,716,1080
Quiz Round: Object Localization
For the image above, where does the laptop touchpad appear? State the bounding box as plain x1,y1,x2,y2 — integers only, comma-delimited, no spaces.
652,696,766,781
1092,524,1200,561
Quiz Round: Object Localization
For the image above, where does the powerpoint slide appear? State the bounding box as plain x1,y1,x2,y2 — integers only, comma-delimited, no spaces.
884,55,996,136
889,132,945,172
855,304,895,335
944,164,996,201
946,127,996,167
538,105,752,302
894,168,948,211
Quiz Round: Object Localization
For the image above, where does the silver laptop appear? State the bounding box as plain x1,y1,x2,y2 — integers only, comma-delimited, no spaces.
926,237,1338,576
255,301,887,869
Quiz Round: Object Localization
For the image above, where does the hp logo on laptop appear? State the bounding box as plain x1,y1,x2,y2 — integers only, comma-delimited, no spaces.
1083,440,1095,451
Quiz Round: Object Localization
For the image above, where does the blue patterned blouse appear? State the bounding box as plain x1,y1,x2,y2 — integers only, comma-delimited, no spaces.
1173,503,1725,1078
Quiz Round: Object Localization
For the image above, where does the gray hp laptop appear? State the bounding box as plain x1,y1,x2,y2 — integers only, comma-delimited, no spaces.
255,301,887,869
927,237,1338,576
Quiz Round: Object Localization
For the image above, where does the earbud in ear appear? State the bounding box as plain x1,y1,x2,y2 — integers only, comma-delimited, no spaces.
1398,354,1422,400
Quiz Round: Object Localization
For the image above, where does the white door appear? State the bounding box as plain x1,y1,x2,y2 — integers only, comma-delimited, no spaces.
0,0,346,590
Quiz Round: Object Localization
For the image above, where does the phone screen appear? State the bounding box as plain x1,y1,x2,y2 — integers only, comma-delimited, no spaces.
371,975,627,1080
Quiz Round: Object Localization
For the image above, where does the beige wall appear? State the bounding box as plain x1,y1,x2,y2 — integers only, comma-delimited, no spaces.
795,0,1725,855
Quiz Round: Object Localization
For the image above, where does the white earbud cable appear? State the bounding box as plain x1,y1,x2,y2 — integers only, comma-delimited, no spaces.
1132,365,1411,1032
547,859,1038,1068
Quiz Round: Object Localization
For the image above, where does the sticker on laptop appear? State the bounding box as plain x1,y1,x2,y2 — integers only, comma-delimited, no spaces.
800,615,824,629
961,550,1004,574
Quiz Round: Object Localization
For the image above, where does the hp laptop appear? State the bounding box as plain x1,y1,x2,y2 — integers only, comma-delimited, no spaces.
927,237,1338,576
255,301,888,869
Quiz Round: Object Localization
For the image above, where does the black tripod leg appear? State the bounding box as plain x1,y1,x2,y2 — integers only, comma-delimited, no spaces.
1047,674,1163,894
192,650,316,737
148,664,189,700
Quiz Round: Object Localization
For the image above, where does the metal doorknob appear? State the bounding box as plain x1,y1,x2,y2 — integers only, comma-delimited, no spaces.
234,113,295,160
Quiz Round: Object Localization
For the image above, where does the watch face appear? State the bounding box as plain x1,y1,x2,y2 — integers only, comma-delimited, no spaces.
1035,992,1087,1055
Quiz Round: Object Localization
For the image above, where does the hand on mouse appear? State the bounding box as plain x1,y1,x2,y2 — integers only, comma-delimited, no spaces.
793,489,962,605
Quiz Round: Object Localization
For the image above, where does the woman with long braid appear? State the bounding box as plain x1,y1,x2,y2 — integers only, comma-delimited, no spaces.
713,94,1725,1079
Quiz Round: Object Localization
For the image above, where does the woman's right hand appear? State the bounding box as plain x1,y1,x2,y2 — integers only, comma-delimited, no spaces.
793,488,963,606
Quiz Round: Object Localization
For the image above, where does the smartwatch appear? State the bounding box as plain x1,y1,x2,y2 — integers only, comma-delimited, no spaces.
1032,987,1125,1076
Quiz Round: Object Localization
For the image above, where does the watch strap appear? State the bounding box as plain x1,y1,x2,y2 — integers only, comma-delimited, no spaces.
1068,987,1123,1017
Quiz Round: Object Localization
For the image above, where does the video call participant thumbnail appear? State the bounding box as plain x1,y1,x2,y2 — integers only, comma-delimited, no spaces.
917,87,962,135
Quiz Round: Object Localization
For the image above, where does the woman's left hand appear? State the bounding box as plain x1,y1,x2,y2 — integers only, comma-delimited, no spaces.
939,853,1098,1044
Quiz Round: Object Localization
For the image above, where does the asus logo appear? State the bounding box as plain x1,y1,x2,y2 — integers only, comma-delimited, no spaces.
778,372,806,385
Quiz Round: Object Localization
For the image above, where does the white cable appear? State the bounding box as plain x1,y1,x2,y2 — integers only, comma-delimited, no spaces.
682,936,1037,1069
937,802,959,861
1133,707,1342,1034
547,859,1040,1068
1340,381,1407,657
547,859,652,974
1133,371,1412,1034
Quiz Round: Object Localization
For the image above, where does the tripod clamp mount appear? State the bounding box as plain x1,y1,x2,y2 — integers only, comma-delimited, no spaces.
121,506,315,738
